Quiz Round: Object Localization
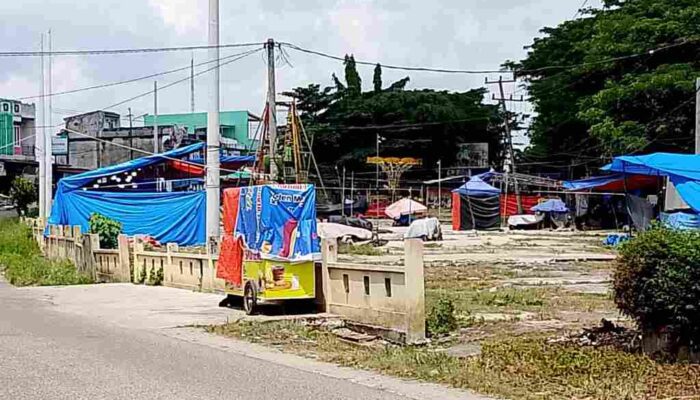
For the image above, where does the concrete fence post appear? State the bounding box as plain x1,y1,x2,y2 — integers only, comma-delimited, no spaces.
404,238,426,344
132,238,144,282
117,234,131,283
320,238,338,312
165,242,178,286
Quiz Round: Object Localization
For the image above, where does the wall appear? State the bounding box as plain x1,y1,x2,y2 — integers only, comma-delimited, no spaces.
321,238,426,344
144,111,255,148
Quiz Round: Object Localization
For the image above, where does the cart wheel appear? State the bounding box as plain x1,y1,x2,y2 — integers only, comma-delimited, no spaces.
243,281,258,315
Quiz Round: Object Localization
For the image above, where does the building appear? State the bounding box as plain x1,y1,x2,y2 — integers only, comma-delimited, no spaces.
60,110,260,170
0,98,37,191
143,111,259,151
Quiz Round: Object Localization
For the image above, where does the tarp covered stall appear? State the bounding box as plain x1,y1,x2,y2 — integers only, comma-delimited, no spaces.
563,174,660,192
48,142,207,245
603,153,700,213
451,177,501,231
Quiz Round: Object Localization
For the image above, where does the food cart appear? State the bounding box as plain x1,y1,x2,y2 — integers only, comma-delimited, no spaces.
217,184,320,314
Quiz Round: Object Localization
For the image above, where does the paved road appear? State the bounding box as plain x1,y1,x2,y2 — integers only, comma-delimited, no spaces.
0,281,485,400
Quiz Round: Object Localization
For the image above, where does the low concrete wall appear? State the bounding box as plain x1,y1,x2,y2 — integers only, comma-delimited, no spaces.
321,238,426,344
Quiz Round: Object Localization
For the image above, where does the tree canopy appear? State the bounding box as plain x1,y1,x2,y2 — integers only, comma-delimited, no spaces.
512,0,700,171
283,56,504,176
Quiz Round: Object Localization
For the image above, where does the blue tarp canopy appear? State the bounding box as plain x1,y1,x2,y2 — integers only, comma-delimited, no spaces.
563,174,623,191
452,176,500,197
48,142,207,245
188,154,255,164
531,199,568,213
603,153,700,212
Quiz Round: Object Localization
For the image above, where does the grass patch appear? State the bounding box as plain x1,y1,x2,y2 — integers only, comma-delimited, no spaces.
338,243,384,256
0,218,93,286
207,320,700,400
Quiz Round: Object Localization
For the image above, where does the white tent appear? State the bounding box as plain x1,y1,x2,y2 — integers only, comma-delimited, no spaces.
385,198,427,219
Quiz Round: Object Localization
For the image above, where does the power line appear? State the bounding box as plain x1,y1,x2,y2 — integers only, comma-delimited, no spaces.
0,42,264,57
18,50,257,100
572,0,589,19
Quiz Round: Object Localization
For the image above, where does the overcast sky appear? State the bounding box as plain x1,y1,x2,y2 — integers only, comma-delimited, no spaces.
0,0,601,139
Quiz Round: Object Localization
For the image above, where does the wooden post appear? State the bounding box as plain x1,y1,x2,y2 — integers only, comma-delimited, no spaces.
320,238,338,312
132,238,144,283
85,234,99,282
72,226,82,271
404,238,426,344
117,234,131,283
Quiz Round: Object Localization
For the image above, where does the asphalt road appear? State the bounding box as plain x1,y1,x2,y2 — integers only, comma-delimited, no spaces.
0,281,415,400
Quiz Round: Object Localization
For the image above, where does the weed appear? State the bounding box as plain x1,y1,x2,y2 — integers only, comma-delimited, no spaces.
338,243,383,256
427,295,458,336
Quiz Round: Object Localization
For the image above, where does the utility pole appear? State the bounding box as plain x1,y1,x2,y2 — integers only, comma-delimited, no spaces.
127,107,134,160
350,171,355,216
486,76,525,214
437,159,442,221
206,0,221,242
341,166,346,217
153,81,158,153
695,78,700,154
45,29,53,218
38,34,45,221
190,56,195,113
266,38,278,181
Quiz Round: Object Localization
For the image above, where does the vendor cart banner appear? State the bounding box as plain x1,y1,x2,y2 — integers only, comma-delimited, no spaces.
234,184,320,261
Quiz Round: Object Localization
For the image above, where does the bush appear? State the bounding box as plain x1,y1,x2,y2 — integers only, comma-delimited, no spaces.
614,225,700,350
9,176,38,216
88,213,122,249
427,295,457,336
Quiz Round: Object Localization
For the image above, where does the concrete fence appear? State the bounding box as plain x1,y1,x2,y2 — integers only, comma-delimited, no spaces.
321,238,426,344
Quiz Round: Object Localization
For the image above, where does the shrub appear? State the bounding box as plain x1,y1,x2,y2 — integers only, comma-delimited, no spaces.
9,176,38,216
614,225,700,350
88,213,122,249
427,295,457,336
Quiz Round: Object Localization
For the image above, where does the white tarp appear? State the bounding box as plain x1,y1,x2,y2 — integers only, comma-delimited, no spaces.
507,214,544,227
317,222,373,241
404,217,442,240
385,198,427,219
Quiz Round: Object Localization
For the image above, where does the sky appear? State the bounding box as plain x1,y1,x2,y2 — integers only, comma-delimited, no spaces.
0,0,602,142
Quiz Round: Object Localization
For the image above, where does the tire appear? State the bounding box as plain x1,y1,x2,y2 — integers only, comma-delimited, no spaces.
243,281,258,315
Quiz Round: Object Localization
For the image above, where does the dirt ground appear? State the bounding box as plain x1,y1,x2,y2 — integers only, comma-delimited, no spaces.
339,224,622,354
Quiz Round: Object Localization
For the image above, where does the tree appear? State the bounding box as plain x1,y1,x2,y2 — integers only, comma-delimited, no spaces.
344,55,362,97
373,63,382,92
512,0,700,170
9,176,37,216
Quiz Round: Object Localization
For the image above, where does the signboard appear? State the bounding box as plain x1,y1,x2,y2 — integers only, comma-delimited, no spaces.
52,136,68,155
456,143,489,167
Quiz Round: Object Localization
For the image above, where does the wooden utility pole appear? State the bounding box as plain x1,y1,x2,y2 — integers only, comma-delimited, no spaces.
486,76,525,214
190,56,195,114
127,107,134,160
153,81,158,154
46,29,53,217
38,34,45,220
266,38,278,181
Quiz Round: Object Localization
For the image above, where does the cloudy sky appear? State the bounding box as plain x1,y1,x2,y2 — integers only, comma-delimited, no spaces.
0,0,601,138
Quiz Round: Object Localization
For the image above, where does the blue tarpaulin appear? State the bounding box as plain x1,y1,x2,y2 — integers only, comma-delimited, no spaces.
188,154,255,164
234,185,320,260
48,142,207,245
452,176,500,197
603,153,700,213
563,174,623,191
531,199,568,213
660,211,700,230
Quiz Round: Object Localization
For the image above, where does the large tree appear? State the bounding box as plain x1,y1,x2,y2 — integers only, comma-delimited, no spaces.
283,60,504,176
512,0,700,170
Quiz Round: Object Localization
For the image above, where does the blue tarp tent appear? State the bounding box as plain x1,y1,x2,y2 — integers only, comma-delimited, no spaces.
563,174,624,191
48,142,207,245
452,176,500,197
603,153,700,213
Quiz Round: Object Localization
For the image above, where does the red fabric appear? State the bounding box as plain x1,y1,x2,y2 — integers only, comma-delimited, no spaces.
217,235,243,286
279,219,299,258
169,160,204,175
365,201,390,217
451,192,460,231
500,194,541,217
222,188,241,235
594,175,661,192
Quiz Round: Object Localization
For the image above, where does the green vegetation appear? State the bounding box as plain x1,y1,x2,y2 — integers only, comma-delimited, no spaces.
615,225,700,352
88,213,122,249
426,295,457,336
513,0,700,167
0,218,93,286
208,320,700,400
337,243,383,256
9,176,38,216
146,266,164,286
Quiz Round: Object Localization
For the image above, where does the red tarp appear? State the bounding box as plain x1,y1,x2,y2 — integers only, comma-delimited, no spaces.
451,192,461,230
593,175,661,192
364,200,390,218
500,194,541,218
169,160,204,175
217,188,242,286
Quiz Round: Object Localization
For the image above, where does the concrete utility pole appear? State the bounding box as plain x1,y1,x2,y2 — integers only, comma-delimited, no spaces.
190,56,195,113
45,29,53,218
153,81,158,154
205,0,221,241
486,76,525,214
695,78,700,154
266,38,278,181
38,34,45,220
437,159,442,220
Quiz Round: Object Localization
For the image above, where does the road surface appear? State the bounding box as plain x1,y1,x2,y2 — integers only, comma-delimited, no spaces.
0,280,485,400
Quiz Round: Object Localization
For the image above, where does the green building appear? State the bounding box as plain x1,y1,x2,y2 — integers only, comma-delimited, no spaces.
143,110,259,150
